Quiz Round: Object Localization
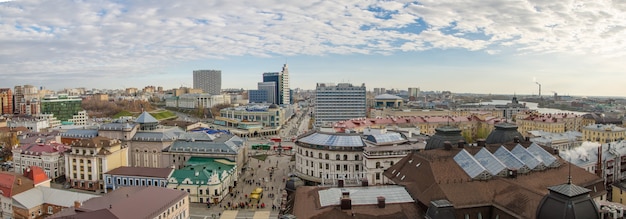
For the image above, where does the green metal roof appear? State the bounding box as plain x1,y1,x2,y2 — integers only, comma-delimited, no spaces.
169,157,236,186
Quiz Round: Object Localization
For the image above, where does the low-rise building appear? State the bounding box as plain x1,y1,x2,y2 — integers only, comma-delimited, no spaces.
12,183,98,219
0,172,35,219
583,124,626,143
167,157,236,204
516,111,590,136
529,130,582,150
12,140,68,180
49,186,189,219
65,137,128,193
163,132,247,172
104,166,174,192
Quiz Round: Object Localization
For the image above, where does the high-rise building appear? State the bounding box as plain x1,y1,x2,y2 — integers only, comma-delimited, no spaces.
193,70,222,95
263,72,280,103
262,64,290,105
314,83,366,127
13,85,24,114
0,88,13,115
280,64,290,104
408,87,420,98
258,82,277,104
40,94,83,123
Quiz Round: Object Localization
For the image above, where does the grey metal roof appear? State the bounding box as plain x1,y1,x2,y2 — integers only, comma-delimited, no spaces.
132,127,185,141
548,183,591,197
425,126,465,150
511,144,545,170
485,122,524,145
318,185,413,207
298,132,365,147
365,133,406,144
135,111,158,124
60,129,99,138
178,132,216,141
454,149,491,179
374,94,403,100
493,146,528,172
98,123,137,131
474,147,507,176
528,143,560,168
12,186,98,210
168,134,244,154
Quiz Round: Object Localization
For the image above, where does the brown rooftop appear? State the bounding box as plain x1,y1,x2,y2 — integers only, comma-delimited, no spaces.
384,145,605,219
50,186,187,219
105,166,174,178
70,136,120,148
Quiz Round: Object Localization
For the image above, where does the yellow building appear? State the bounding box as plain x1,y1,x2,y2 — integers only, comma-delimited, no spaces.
65,136,128,193
516,112,588,136
583,124,626,143
612,182,626,204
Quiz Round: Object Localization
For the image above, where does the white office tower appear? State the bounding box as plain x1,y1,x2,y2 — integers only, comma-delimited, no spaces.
314,83,366,128
280,64,290,104
193,70,222,95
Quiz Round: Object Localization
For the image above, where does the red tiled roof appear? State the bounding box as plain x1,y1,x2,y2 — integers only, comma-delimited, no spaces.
23,166,49,185
19,142,69,154
0,172,35,198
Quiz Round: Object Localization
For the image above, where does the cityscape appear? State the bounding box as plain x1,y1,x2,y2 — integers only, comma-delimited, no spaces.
2,1,626,219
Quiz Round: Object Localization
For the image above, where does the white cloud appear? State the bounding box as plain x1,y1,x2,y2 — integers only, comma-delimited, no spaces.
1,0,625,87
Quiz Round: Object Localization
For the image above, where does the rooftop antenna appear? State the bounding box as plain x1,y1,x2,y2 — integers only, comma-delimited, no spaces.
568,155,572,184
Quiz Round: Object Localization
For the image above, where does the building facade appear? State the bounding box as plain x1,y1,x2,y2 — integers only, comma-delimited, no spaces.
248,90,269,103
583,124,626,143
65,137,129,192
13,140,69,180
166,93,230,109
40,94,83,123
314,83,366,128
103,166,174,192
193,70,222,95
0,88,12,115
257,81,277,104
294,132,366,186
167,157,236,204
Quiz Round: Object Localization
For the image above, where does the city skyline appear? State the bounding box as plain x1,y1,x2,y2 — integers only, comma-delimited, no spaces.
1,1,626,97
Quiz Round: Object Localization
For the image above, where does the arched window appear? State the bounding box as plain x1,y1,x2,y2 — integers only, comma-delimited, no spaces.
305,151,309,156
376,162,381,168
325,154,329,160
390,161,394,166
343,155,348,160
319,153,322,159
336,154,340,160
355,155,359,160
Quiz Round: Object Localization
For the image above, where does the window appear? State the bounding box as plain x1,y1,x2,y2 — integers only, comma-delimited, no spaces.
336,165,340,171
336,155,340,160
355,165,359,171
376,173,380,180
343,165,347,171
376,162,381,168
199,190,203,195
343,155,347,160
325,154,329,160
355,155,359,160
319,153,322,158
305,151,309,156
48,206,53,214
325,163,329,170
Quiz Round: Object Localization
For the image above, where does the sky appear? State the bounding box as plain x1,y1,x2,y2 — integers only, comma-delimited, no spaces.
1,0,626,97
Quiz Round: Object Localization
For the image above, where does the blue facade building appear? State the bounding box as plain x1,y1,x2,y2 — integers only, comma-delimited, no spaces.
103,166,174,193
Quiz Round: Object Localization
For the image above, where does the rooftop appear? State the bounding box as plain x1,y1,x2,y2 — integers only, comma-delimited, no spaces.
105,166,174,178
135,111,159,124
297,132,365,147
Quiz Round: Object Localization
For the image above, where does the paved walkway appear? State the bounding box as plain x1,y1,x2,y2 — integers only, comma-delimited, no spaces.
189,151,294,219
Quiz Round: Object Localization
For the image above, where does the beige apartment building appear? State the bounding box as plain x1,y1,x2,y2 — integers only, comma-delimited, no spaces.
65,136,128,192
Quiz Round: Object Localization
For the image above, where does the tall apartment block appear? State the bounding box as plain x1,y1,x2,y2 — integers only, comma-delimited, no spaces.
193,70,222,95
0,88,13,115
262,64,290,105
314,83,367,128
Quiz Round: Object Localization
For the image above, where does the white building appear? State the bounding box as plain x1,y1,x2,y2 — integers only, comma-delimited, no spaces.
166,93,230,109
12,140,69,180
529,130,582,151
314,83,366,128
8,117,50,132
280,64,290,104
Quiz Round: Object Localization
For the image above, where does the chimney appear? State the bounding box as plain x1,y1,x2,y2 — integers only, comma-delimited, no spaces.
74,201,81,208
340,191,351,210
443,141,452,150
513,137,520,143
477,139,486,147
457,140,465,148
377,196,386,208
338,179,344,188
596,144,603,178
508,169,518,178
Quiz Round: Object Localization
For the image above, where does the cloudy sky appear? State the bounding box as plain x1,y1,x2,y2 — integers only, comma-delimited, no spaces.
1,0,625,97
